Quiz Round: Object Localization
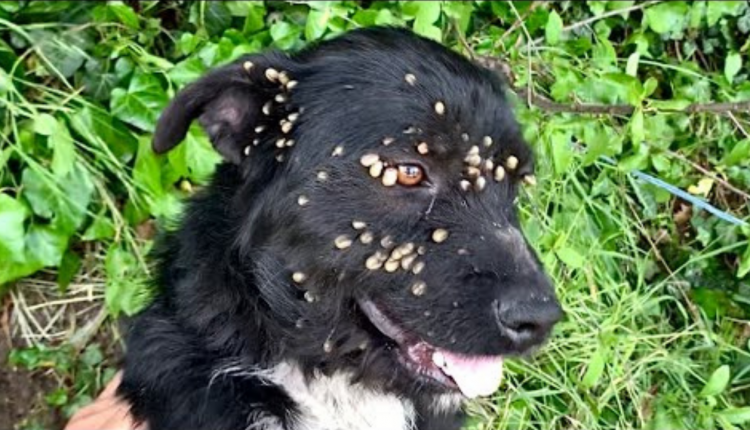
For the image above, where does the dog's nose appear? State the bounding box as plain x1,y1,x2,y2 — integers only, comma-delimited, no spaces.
494,294,563,346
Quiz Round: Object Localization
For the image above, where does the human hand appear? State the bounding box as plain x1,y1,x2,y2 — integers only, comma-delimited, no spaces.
64,371,144,430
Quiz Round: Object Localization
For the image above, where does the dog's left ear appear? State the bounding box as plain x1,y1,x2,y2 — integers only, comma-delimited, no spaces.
153,52,294,164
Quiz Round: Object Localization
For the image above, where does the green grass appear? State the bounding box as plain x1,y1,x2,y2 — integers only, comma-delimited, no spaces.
1,1,750,429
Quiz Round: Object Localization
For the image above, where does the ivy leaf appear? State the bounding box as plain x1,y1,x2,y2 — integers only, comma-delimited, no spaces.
443,2,474,36
306,8,330,41
242,3,266,34
82,213,116,241
133,136,164,200
33,29,91,78
270,21,302,50
700,365,731,397
21,163,94,235
545,10,563,45
110,72,168,132
643,1,689,37
707,1,747,27
25,224,68,267
167,125,221,185
413,1,442,41
204,2,232,37
168,56,207,87
0,194,28,263
724,52,742,83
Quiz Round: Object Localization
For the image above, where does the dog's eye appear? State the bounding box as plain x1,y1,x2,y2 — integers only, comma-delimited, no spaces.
397,164,425,186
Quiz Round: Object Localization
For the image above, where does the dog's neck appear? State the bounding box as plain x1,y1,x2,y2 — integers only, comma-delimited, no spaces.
256,361,415,430
244,361,463,430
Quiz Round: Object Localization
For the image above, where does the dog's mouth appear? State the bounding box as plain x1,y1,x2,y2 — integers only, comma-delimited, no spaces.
357,299,504,399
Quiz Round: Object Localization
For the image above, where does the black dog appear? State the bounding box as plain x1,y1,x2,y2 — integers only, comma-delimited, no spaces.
118,27,562,430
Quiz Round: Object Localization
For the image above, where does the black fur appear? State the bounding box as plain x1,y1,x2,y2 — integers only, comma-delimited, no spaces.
119,27,562,430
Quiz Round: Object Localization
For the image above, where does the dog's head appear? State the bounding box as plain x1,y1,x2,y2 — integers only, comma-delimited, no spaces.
154,27,562,400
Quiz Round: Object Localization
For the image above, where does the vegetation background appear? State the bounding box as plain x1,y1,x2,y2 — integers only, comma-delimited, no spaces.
0,1,749,429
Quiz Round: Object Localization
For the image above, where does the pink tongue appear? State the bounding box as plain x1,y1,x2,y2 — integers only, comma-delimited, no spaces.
438,351,504,398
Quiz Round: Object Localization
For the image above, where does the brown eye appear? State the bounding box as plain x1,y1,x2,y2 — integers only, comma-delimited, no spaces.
397,164,425,186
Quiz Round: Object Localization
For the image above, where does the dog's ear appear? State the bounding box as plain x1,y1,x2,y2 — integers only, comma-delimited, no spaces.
153,53,293,164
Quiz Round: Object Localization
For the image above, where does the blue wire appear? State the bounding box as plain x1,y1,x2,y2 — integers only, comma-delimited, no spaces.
599,156,748,227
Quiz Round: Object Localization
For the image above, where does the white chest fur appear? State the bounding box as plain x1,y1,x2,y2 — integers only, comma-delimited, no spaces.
257,361,416,430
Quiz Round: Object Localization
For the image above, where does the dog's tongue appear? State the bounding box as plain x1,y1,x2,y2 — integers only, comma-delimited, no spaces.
435,350,504,398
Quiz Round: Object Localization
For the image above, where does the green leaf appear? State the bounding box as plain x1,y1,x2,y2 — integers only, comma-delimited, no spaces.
581,346,607,388
70,106,138,163
270,21,302,50
630,108,645,146
718,408,750,425
33,30,90,78
0,194,28,263
50,119,75,178
105,245,150,316
550,131,573,175
26,224,68,267
110,72,168,132
707,1,747,27
57,250,81,292
642,77,658,98
643,1,689,37
375,9,399,26
724,139,750,166
33,113,57,135
556,247,584,269
738,244,750,278
82,213,116,241
700,365,731,397
689,1,706,28
107,2,139,29
21,163,94,234
21,168,55,219
545,10,563,45
725,52,742,83
651,154,671,172
306,9,330,41
443,2,474,36
413,1,442,40
204,2,232,37
133,136,164,199
45,388,68,407
625,52,640,77
582,123,622,165
167,125,221,184
81,344,104,367
242,3,266,34
168,56,207,87
648,99,692,111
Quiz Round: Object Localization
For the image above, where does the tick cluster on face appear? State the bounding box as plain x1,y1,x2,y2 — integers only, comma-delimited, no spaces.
241,64,537,308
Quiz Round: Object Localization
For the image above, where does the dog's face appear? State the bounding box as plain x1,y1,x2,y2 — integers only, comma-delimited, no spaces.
154,28,561,400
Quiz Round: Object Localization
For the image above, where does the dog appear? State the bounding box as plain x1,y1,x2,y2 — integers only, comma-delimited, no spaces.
118,26,563,430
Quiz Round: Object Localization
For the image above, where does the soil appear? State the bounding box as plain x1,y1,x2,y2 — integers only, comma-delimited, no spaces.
0,315,64,430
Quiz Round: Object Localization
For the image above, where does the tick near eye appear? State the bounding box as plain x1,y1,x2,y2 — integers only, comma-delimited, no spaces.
397,164,424,186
